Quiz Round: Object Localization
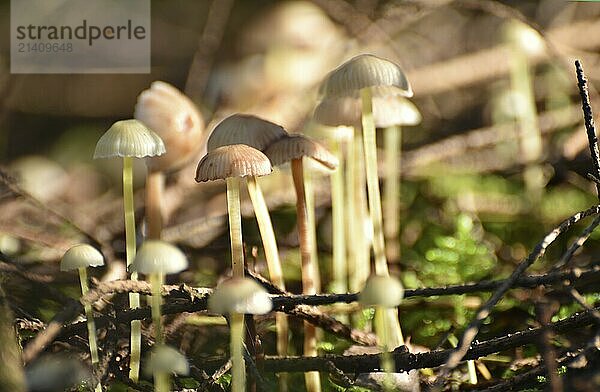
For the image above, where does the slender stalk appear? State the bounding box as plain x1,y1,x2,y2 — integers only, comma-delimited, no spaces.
361,88,404,348
304,168,320,290
154,371,169,392
146,171,165,240
354,131,371,293
246,175,289,392
150,272,164,345
374,306,394,392
124,156,141,382
292,158,321,392
346,131,358,293
467,359,478,384
384,126,402,262
230,312,246,392
227,177,244,279
329,140,346,294
0,283,26,392
78,268,99,364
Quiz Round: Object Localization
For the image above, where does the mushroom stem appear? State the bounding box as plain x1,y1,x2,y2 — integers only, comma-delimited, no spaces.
230,312,246,392
291,158,321,392
353,130,370,292
78,267,99,365
154,371,169,392
346,130,358,293
246,176,289,380
329,140,346,294
123,156,142,382
383,125,402,262
374,305,394,392
227,177,244,279
150,272,164,345
146,171,165,240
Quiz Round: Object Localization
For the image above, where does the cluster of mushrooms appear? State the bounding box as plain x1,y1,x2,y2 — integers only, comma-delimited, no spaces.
62,53,421,392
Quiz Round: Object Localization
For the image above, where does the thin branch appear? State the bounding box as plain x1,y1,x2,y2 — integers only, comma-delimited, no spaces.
576,60,600,198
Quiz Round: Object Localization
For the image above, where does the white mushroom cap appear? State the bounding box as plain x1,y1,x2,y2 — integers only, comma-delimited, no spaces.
208,277,273,315
144,345,189,376
206,114,288,152
263,134,338,170
60,244,104,271
130,240,188,275
195,144,273,182
318,54,413,99
93,119,166,159
358,275,404,308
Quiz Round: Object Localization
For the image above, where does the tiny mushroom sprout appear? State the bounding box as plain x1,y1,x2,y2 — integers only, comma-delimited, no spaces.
134,81,206,240
359,274,405,392
264,133,338,392
209,277,272,392
94,119,165,382
130,240,188,346
144,344,189,392
196,144,272,279
204,113,290,369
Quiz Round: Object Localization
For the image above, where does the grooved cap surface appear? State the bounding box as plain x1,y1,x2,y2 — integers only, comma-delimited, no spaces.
130,240,188,275
207,114,288,152
319,54,412,98
264,134,338,170
195,144,272,182
135,81,205,172
93,119,166,159
208,277,273,315
358,275,404,308
61,244,104,271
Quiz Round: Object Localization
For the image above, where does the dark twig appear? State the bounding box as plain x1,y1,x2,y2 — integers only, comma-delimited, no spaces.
443,204,600,373
576,60,600,198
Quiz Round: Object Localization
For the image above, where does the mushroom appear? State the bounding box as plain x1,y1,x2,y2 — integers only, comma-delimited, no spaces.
195,144,272,279
94,119,165,382
134,81,206,240
130,240,188,345
60,244,104,392
208,277,272,392
264,133,337,392
144,345,189,392
359,274,405,392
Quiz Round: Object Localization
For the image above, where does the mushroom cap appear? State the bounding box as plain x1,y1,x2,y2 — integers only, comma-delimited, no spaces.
504,20,545,55
93,119,166,159
318,54,413,98
264,134,338,170
195,144,273,182
208,277,273,315
130,240,188,275
206,114,288,152
144,345,189,376
358,275,404,308
134,81,206,173
314,94,421,128
60,244,104,271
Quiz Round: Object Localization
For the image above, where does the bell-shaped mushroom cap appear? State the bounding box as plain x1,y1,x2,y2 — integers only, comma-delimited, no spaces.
144,345,189,376
60,244,104,271
135,81,206,173
358,275,404,308
207,114,288,152
130,240,188,275
319,54,412,98
314,94,421,129
93,119,166,159
208,277,272,315
504,20,545,56
195,144,272,182
264,134,338,170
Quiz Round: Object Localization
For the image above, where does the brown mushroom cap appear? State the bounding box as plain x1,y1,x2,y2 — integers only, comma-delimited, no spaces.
135,81,206,173
195,144,272,182
263,134,338,170
318,54,412,98
206,114,288,152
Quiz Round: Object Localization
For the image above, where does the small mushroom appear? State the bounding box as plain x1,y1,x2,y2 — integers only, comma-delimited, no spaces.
359,274,405,392
144,345,189,392
264,134,337,392
134,81,206,240
130,240,188,345
208,277,272,392
61,244,104,392
94,119,165,382
196,144,272,279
